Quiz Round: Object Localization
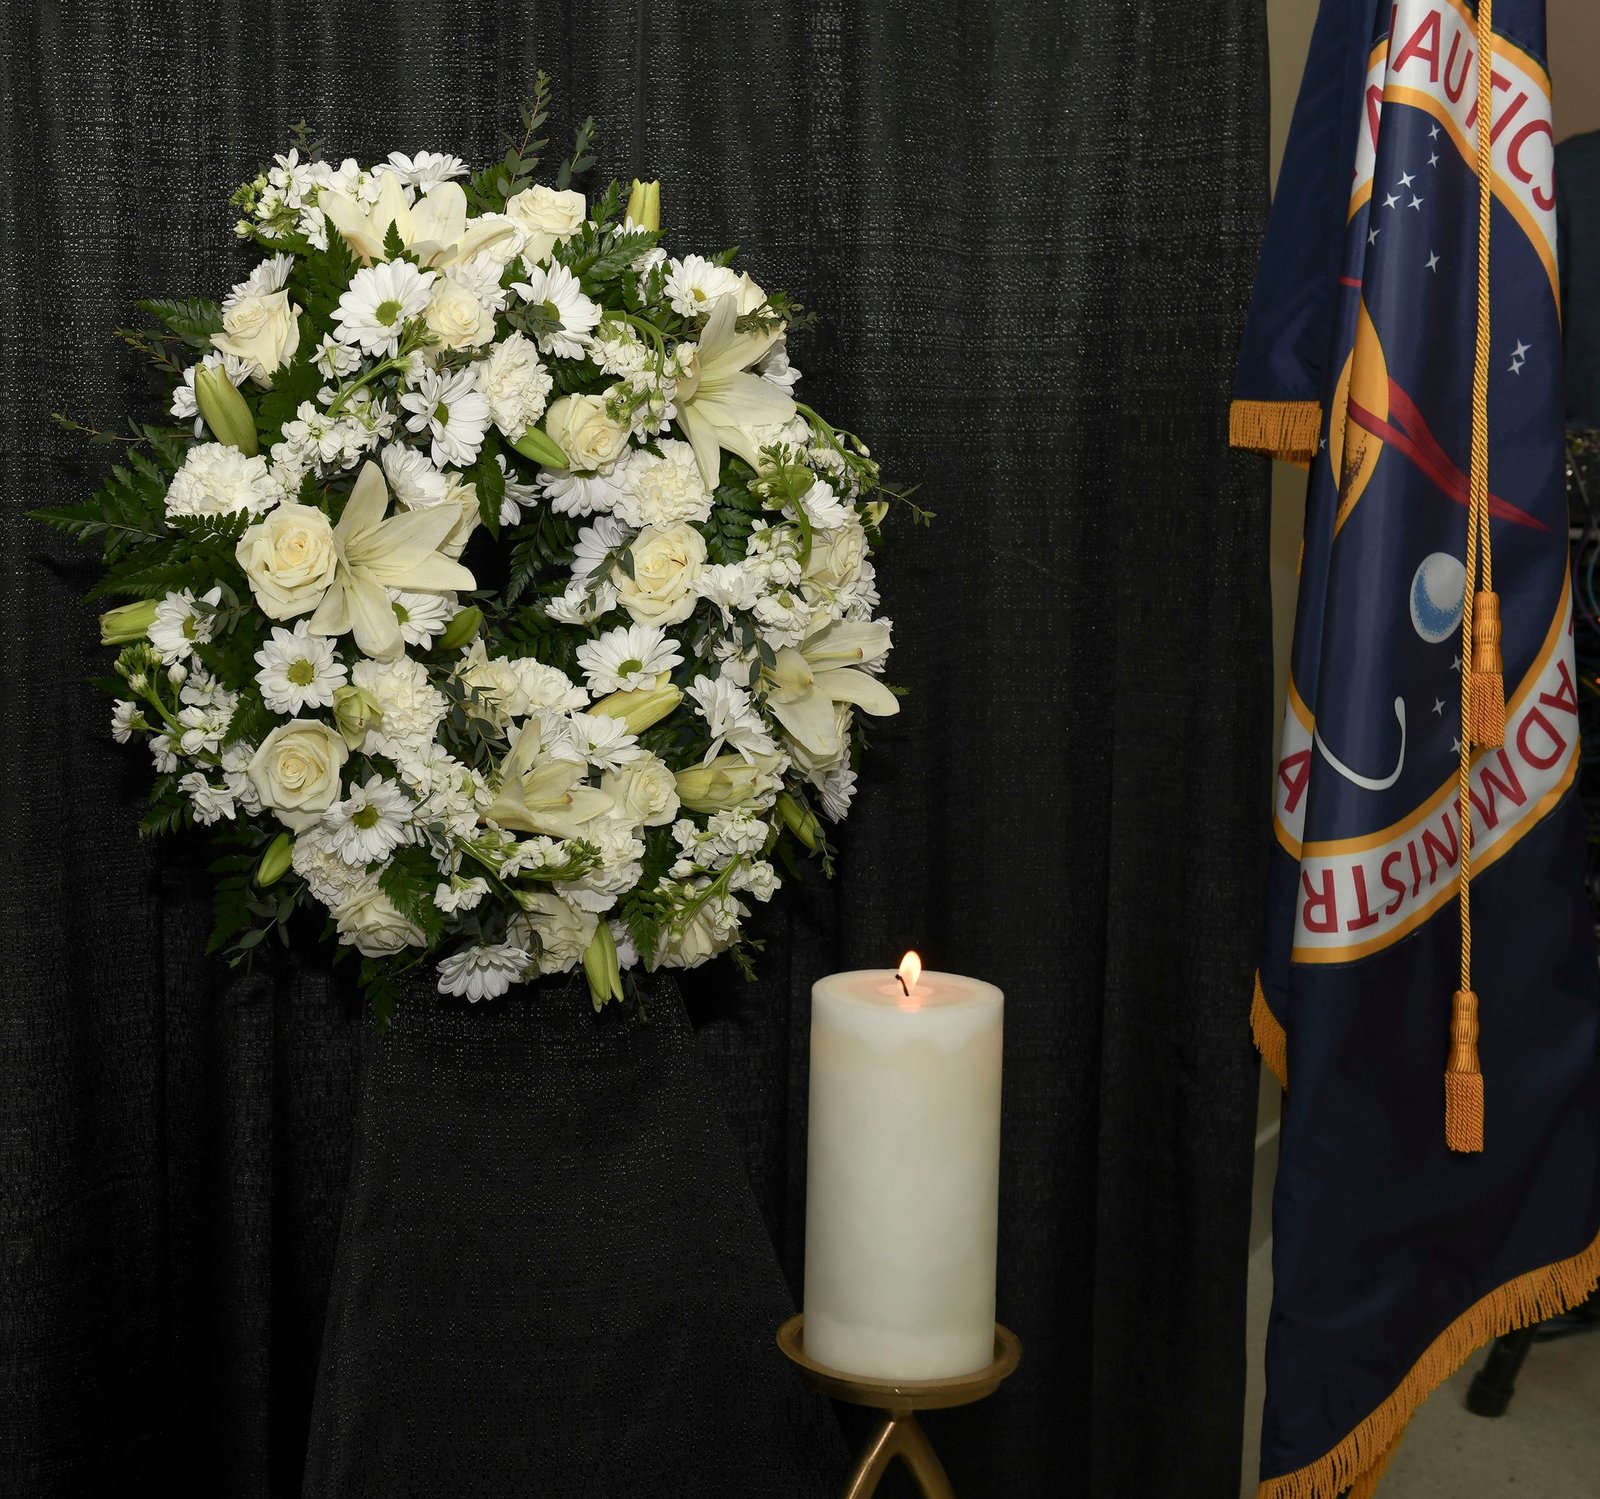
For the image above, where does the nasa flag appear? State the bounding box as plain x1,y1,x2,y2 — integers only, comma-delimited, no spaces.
1233,1,1600,1494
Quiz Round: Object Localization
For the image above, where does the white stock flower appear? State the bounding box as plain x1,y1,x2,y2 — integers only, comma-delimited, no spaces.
510,262,601,360
326,775,412,865
476,331,553,438
575,622,683,695
254,620,347,713
437,942,531,1001
612,440,713,528
434,876,490,914
165,443,281,518
333,260,437,356
311,333,362,381
179,772,237,826
400,365,490,468
686,675,778,760
149,587,222,663
664,254,741,319
111,700,145,742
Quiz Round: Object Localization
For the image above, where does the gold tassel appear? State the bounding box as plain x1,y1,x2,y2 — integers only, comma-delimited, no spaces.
1444,989,1485,1154
1467,592,1505,747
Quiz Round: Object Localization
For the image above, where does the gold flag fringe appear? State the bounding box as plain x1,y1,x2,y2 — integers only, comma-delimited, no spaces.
1255,1223,1600,1499
1230,399,1322,464
1252,971,1289,1090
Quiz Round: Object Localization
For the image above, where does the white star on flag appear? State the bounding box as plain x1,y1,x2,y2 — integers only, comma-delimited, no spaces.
1432,698,1446,716
1369,227,1380,245
1426,251,1440,272
1408,194,1424,210
1398,171,1416,187
1384,192,1400,209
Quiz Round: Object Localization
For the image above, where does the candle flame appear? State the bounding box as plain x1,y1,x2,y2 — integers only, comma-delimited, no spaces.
897,951,922,995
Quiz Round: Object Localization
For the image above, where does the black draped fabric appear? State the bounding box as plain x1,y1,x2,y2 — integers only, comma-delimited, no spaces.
0,3,1272,1496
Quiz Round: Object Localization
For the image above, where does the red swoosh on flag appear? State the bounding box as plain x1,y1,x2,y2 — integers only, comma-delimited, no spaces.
1345,379,1549,532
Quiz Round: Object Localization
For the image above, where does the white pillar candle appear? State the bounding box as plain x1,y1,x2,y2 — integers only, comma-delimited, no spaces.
803,958,1004,1380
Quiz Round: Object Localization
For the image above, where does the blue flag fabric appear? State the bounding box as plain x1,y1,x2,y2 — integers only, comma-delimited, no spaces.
1234,2,1600,1494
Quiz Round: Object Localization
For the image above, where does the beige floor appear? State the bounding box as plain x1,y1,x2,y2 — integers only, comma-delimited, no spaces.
1241,1238,1600,1497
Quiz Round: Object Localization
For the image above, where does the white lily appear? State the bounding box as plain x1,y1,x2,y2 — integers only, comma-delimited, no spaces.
308,462,475,661
763,619,897,758
485,720,614,838
675,294,796,487
319,176,518,268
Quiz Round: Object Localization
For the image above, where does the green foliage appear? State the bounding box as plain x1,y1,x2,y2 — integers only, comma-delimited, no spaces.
139,776,190,838
378,845,448,947
31,428,186,560
504,507,581,605
472,434,505,537
467,75,554,212
554,115,597,191
135,297,224,349
704,464,764,565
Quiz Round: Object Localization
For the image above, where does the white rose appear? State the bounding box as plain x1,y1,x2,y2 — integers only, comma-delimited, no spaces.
514,890,598,974
424,279,494,351
803,518,868,590
212,290,301,385
248,719,349,831
601,753,681,829
333,884,426,957
655,891,739,970
614,522,707,627
235,503,338,619
544,393,629,472
505,185,586,264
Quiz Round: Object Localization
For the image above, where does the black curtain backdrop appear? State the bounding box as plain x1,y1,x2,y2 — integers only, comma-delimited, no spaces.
0,2,1272,1495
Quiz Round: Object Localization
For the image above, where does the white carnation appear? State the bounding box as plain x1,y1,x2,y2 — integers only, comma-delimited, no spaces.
166,443,281,518
351,655,448,762
612,440,713,528
476,332,553,438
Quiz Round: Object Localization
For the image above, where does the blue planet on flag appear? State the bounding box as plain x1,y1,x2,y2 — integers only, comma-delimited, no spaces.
1409,552,1466,643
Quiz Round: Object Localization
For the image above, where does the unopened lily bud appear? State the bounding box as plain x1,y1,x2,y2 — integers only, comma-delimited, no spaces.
777,791,823,852
100,598,160,645
589,677,682,736
625,178,661,232
510,425,570,470
582,922,626,1011
194,364,259,455
255,831,293,887
437,605,483,651
676,752,785,814
331,683,384,748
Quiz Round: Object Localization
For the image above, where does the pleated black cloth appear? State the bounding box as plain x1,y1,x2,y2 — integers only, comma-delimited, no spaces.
1,3,1271,1496
303,976,843,1498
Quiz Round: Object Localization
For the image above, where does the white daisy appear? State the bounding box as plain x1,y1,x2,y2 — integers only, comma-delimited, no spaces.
389,588,457,648
333,260,437,357
817,763,857,822
686,675,778,760
568,711,642,771
380,442,449,506
149,587,222,664
224,253,295,305
576,623,683,695
433,876,490,914
385,150,468,190
400,365,490,468
510,262,601,360
165,443,281,518
498,454,540,526
254,621,348,713
538,465,626,518
571,514,631,580
663,254,742,319
796,477,851,530
436,942,530,1002
326,775,413,866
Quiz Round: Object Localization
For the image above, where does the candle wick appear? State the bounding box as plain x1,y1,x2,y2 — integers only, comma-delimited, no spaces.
897,974,911,998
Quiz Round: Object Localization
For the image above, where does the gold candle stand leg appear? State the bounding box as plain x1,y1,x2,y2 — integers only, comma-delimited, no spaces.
845,1412,954,1499
777,1316,1021,1499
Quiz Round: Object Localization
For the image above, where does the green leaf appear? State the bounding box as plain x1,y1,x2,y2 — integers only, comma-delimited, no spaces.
135,297,224,349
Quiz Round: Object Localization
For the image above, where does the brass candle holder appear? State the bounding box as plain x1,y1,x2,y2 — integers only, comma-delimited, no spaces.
777,1315,1021,1499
